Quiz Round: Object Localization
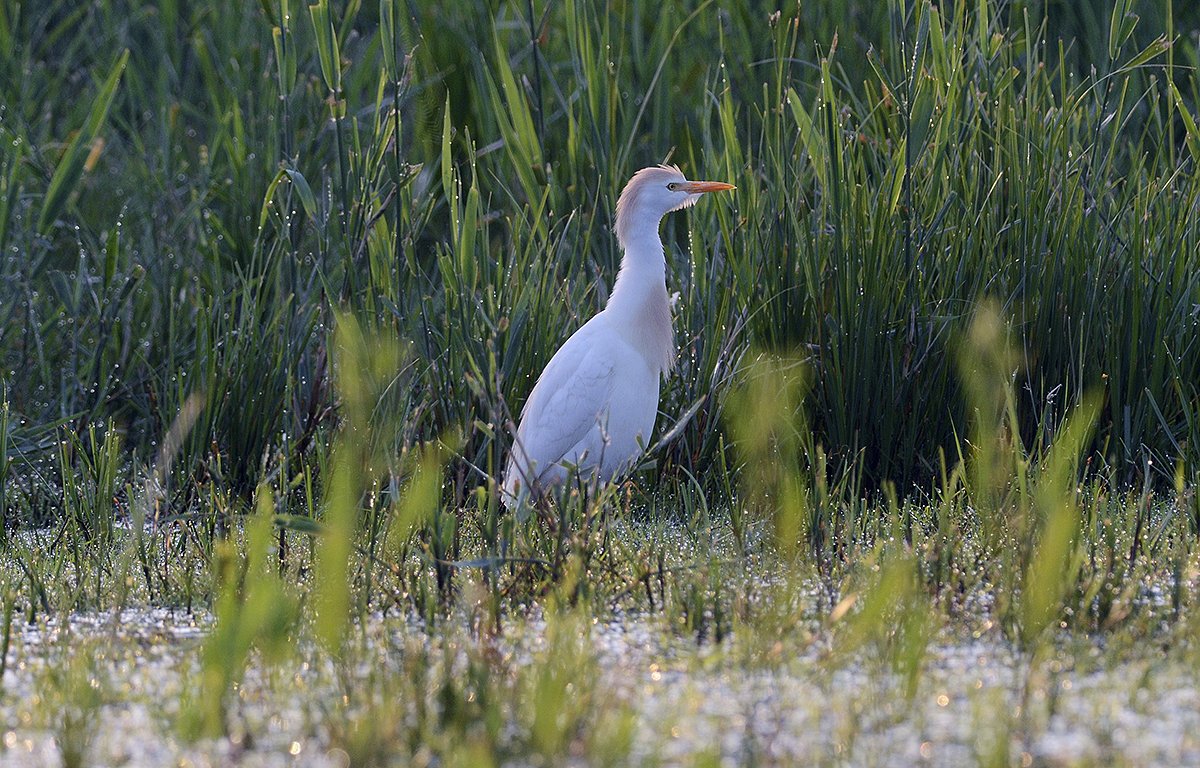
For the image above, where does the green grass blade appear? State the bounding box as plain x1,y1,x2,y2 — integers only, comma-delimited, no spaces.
36,49,129,234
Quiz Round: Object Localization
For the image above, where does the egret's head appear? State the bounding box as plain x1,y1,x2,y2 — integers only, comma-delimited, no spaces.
614,165,734,246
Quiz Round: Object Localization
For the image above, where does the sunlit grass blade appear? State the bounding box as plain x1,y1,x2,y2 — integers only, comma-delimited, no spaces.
37,49,129,234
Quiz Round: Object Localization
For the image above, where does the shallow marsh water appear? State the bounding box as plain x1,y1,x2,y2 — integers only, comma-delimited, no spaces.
3,589,1198,767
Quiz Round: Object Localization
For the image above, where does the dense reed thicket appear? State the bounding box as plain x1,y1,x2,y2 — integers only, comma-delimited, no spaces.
1,0,1199,523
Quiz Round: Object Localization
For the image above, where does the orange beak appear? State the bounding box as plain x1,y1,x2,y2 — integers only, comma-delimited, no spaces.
680,180,736,194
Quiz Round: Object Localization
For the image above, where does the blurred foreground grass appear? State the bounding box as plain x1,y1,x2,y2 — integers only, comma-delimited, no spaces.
1,0,1200,765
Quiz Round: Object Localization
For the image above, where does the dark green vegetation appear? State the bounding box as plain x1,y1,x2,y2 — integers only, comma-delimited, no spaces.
4,0,1200,508
1,0,1200,765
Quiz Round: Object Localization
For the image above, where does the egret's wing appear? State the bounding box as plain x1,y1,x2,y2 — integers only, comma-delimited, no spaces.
512,332,618,482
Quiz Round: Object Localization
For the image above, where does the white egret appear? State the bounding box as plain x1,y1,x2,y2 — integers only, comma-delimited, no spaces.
502,165,734,510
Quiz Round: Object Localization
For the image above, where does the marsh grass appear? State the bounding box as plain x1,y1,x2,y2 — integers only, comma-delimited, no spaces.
0,0,1199,764
29,631,110,768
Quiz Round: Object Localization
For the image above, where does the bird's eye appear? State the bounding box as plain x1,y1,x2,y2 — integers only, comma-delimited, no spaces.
667,182,680,191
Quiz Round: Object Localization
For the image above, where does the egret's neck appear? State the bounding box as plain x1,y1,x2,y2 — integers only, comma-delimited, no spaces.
610,222,667,310
607,218,675,374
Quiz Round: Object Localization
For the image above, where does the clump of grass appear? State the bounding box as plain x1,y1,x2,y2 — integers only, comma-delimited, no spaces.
31,633,111,768
954,301,1105,646
181,485,300,739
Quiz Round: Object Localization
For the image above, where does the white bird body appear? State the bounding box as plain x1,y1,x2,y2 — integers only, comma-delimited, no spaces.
502,165,734,509
507,313,660,487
